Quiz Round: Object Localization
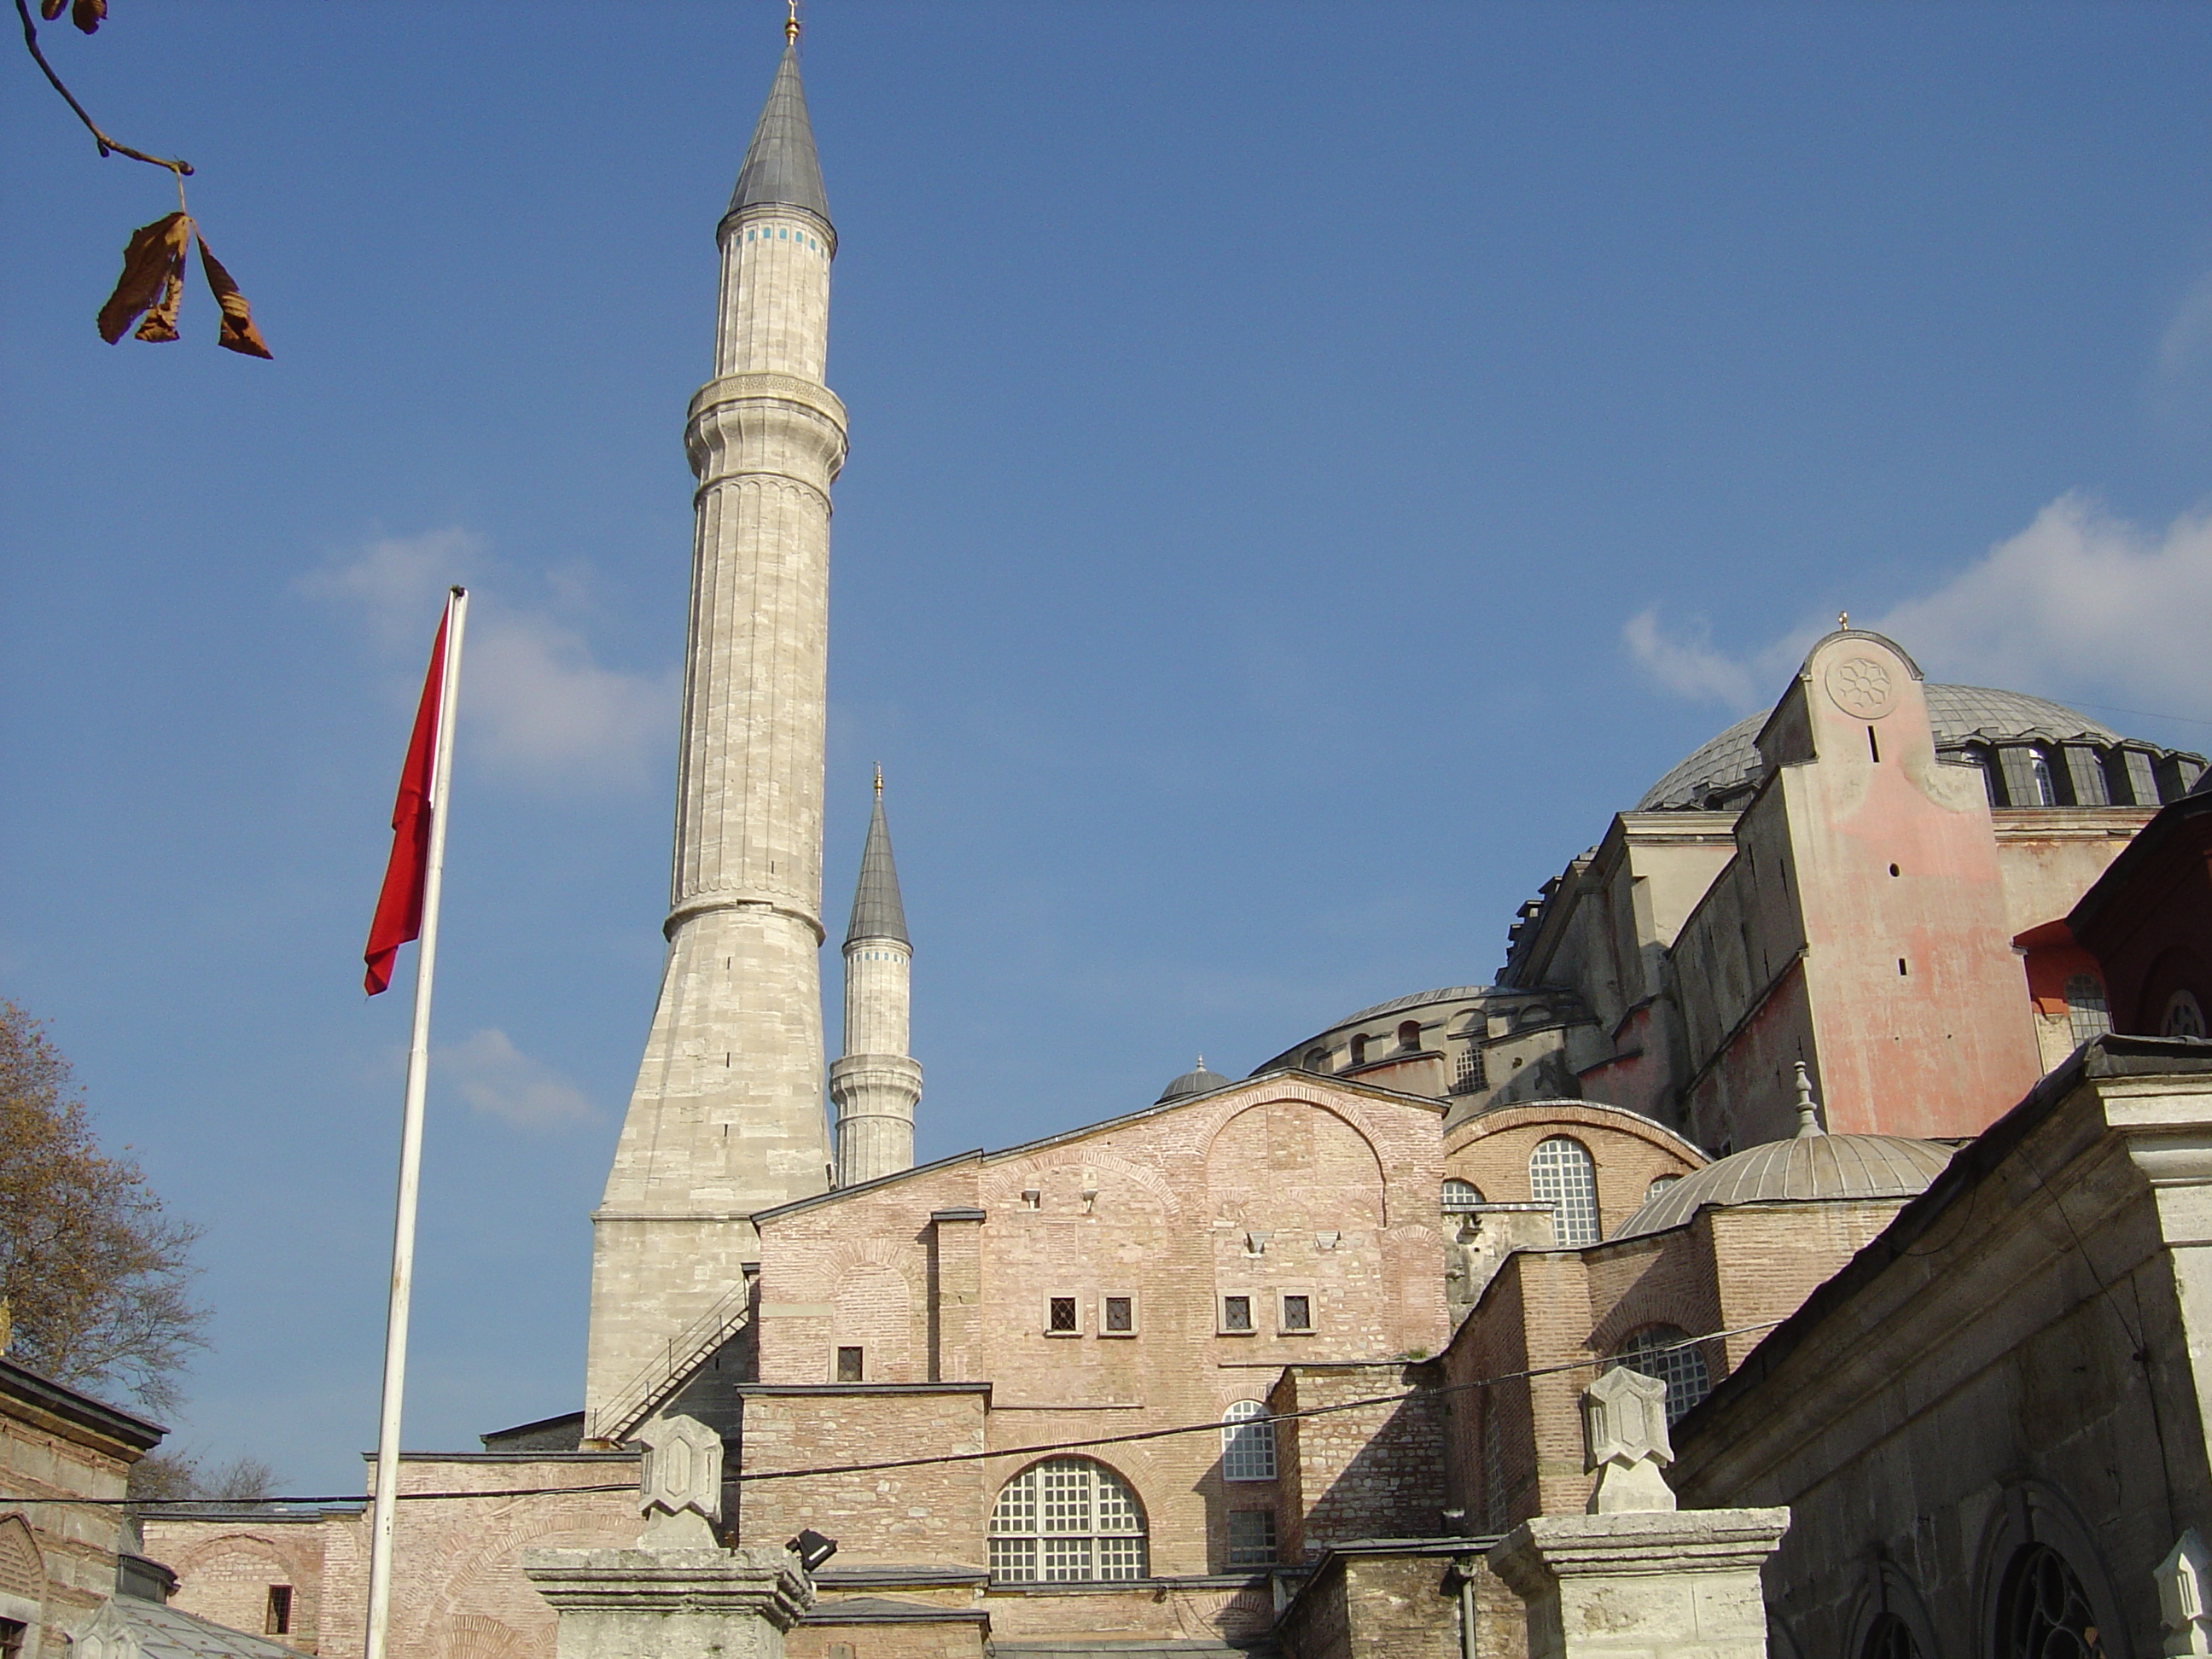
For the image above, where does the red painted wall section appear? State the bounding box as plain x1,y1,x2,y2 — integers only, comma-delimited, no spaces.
1765,632,2043,1138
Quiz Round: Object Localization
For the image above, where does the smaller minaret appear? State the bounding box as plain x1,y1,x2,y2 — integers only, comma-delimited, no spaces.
830,771,922,1185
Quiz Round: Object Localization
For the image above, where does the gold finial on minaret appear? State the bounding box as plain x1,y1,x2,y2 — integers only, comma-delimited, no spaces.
785,0,800,44
874,764,883,798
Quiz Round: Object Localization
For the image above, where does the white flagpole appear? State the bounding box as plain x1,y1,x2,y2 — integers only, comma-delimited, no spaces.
364,585,468,1659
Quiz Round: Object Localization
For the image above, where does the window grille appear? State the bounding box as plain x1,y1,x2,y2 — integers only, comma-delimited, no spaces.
1612,1324,1712,1424
1454,1044,1486,1089
1530,1136,1600,1246
1220,1295,1253,1332
2167,992,2209,1039
1280,1294,1313,1332
1996,1544,2097,1659
1647,1174,1680,1198
1048,1296,1078,1334
1226,1509,1278,1568
835,1346,864,1382
1441,1178,1483,1213
1103,1295,1134,1333
2064,975,2110,1046
989,1458,1147,1583
1221,1400,1277,1481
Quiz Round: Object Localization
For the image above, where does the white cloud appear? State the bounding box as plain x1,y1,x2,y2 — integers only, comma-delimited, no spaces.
301,529,674,789
1622,494,2212,724
1621,608,1760,710
439,1028,596,1129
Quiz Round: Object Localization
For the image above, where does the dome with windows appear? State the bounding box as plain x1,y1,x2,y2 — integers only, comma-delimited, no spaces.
1609,1131,1953,1241
1633,683,2203,812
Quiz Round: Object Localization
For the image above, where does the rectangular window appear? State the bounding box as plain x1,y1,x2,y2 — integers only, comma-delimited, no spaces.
0,1621,26,1659
1220,1294,1254,1333
265,1586,294,1636
835,1346,864,1382
1280,1293,1313,1333
1101,1295,1136,1335
1226,1510,1278,1569
1047,1295,1080,1335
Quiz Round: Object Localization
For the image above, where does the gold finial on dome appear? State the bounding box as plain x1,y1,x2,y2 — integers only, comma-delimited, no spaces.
1838,610,1850,631
1794,1060,1825,1138
785,0,800,44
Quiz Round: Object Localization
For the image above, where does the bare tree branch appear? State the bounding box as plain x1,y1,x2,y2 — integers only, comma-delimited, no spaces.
13,0,192,182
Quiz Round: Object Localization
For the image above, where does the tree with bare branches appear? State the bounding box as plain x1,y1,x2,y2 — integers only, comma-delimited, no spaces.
0,1002,208,1416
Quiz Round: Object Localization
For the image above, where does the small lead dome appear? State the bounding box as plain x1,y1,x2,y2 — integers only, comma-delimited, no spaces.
1156,1057,1233,1104
1610,1132,1952,1240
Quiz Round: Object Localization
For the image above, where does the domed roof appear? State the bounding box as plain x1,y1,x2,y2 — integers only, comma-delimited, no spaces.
1638,684,2122,812
1156,1057,1234,1104
1610,1132,1953,1240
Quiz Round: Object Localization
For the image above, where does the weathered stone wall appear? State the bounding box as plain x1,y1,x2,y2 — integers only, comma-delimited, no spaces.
731,1388,987,1563
152,1453,639,1659
1672,1059,2212,1659
143,1514,337,1653
1269,1365,1445,1557
0,1369,150,1657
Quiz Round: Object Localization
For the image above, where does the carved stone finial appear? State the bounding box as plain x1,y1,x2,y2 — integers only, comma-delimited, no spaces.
636,1413,724,1547
1794,1061,1825,1139
1581,1366,1676,1514
2160,1529,2212,1656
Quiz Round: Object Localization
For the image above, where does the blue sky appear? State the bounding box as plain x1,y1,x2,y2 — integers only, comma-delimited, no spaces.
5,3,2212,1493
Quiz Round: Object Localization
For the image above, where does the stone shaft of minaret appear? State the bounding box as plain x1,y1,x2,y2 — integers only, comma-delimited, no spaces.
830,776,922,1185
585,38,844,1422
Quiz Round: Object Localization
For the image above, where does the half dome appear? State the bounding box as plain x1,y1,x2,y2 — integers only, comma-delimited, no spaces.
1610,1132,1952,1240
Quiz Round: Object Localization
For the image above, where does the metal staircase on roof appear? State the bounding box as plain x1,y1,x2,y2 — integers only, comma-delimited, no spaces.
586,1274,754,1446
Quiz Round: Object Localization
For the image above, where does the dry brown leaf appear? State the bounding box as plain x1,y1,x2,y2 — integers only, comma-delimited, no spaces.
39,1,67,20
70,0,106,34
195,235,271,359
96,211,192,345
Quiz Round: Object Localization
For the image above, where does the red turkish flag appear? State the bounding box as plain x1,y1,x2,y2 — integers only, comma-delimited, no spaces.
363,614,449,995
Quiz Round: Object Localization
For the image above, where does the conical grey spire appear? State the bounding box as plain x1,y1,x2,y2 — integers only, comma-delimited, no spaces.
846,786,909,946
727,41,831,230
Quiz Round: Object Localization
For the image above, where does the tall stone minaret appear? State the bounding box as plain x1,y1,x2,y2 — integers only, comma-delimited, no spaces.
830,771,922,1185
585,24,845,1421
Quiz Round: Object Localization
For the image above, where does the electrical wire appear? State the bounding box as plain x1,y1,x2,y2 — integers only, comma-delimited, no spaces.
1,1319,1783,1510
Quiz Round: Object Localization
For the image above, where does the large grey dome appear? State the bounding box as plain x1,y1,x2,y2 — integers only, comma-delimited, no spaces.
1610,1132,1953,1241
1638,684,2122,812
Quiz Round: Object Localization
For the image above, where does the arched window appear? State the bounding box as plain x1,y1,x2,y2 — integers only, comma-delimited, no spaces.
1397,1020,1423,1051
1995,1544,2097,1659
2064,975,2110,1046
1220,1401,1277,1481
1304,1047,1330,1074
1860,1613,1923,1659
1348,1034,1370,1068
2029,748,2059,806
2166,990,2209,1039
1529,1136,1599,1246
1646,1173,1681,1198
1441,1178,1483,1213
1612,1324,1712,1424
988,1458,1147,1583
